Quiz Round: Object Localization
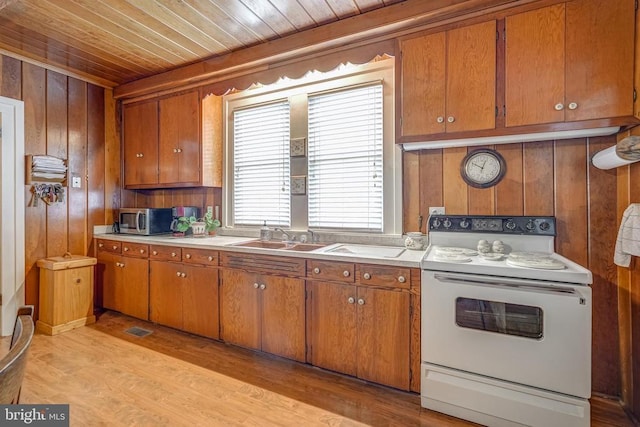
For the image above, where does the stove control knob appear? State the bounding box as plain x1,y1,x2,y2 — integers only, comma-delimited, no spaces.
432,218,442,229
539,221,550,231
459,218,470,229
526,219,536,231
505,220,517,231
443,218,452,229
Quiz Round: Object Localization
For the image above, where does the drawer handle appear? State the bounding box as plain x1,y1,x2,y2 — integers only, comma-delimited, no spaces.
185,254,191,259
139,249,145,254
254,283,259,289
98,243,104,248
343,270,350,277
123,247,129,251
363,273,371,280
171,252,177,257
260,283,266,290
347,297,355,304
357,298,365,305
398,275,406,283
208,256,214,261
112,245,118,250
152,250,158,255
313,267,320,274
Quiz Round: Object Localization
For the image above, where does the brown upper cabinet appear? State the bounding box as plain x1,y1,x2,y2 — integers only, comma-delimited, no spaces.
122,90,222,189
505,0,635,127
399,20,497,137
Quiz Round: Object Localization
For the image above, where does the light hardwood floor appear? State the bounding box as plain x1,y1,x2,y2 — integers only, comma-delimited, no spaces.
12,311,637,426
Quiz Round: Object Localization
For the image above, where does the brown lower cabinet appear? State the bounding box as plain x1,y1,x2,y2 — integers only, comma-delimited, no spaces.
220,269,305,362
307,280,411,391
149,260,219,339
97,251,149,321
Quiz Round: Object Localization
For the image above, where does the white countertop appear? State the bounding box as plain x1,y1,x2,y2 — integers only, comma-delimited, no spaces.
94,232,425,268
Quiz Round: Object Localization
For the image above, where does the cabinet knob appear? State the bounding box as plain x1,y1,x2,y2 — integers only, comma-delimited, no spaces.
313,267,320,274
447,116,455,123
554,103,564,111
177,148,182,153
254,283,259,289
185,253,192,259
398,275,406,283
260,283,266,290
363,272,371,280
436,116,444,123
208,256,214,261
343,270,350,277
98,243,104,248
112,245,118,250
136,153,144,158
75,278,81,284
568,102,578,110
348,296,355,304
171,252,177,257
123,247,129,251
173,148,178,153
152,250,158,255
181,273,186,278
357,298,365,305
176,272,181,277
139,249,145,254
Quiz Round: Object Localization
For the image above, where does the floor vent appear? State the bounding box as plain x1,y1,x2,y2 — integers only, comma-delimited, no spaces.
124,326,153,338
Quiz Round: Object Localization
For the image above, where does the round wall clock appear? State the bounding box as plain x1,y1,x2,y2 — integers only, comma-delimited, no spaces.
460,149,506,188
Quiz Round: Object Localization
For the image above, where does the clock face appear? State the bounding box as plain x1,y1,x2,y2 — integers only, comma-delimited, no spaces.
460,149,506,188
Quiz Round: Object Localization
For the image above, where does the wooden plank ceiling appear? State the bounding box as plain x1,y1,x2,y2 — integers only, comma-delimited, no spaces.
0,0,406,87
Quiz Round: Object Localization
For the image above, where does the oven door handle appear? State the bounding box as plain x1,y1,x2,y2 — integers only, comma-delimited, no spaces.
433,273,586,300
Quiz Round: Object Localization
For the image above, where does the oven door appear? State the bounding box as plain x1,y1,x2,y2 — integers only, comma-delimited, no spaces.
421,270,591,398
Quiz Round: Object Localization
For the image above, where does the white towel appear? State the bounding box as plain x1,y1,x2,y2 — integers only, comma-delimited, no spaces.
614,204,640,267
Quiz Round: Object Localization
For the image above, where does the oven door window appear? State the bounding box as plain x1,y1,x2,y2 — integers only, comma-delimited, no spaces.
455,297,543,339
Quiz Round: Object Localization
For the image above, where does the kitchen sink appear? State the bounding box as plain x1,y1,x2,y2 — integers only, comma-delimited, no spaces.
232,240,327,252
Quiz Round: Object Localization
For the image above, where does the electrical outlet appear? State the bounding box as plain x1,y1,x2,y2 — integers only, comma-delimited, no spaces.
72,176,81,188
429,207,445,215
207,206,213,215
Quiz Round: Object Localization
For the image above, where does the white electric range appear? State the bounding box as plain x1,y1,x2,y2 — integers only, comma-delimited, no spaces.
421,215,592,427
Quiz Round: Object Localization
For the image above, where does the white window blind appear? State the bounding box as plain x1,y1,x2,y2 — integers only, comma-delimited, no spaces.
308,84,383,231
233,101,291,227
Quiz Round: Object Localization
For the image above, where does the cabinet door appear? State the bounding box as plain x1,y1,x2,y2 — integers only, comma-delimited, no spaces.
356,287,410,390
565,0,634,121
119,257,149,320
149,261,183,330
183,265,219,339
505,4,565,127
220,270,260,350
446,20,496,132
159,91,200,185
98,252,120,311
307,281,357,377
123,100,159,186
261,276,305,362
400,32,446,136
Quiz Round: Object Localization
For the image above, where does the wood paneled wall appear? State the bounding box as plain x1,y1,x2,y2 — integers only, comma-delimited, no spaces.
0,54,109,319
616,128,640,416
403,136,620,397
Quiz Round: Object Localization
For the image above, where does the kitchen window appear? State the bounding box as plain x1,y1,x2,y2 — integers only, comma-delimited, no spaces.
224,58,400,234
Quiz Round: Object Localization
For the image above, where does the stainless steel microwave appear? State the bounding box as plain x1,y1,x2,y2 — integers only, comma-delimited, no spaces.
118,208,172,235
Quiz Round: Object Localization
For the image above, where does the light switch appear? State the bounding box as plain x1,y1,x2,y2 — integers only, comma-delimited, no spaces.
72,176,81,188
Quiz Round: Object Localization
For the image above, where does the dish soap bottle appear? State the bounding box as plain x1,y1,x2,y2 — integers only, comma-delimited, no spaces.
260,221,272,241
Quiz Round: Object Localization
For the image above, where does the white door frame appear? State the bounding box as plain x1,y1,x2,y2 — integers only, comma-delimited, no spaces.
0,96,25,336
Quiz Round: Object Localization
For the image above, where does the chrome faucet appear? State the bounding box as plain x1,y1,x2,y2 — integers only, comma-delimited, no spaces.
306,229,318,243
274,227,294,242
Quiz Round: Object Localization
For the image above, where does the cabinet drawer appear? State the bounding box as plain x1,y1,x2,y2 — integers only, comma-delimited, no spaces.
150,245,182,261
122,242,149,258
97,239,121,254
182,248,218,266
358,264,410,289
307,260,355,283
